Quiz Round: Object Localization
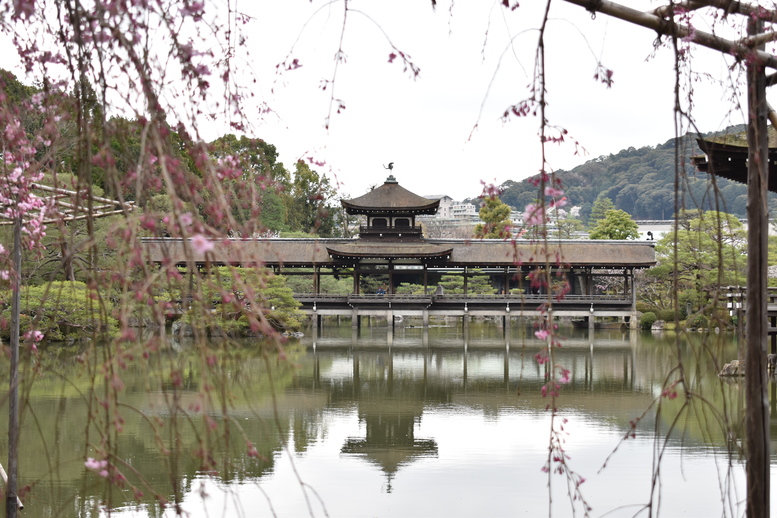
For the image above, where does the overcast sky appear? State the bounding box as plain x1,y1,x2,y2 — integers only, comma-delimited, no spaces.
3,1,766,202
222,0,761,202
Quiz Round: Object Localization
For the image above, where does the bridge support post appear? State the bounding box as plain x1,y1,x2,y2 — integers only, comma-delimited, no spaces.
387,311,394,345
352,309,360,329
503,313,511,339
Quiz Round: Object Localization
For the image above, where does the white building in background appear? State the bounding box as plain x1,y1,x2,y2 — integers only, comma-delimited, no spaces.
451,201,478,220
423,195,478,222
428,195,454,218
420,194,481,237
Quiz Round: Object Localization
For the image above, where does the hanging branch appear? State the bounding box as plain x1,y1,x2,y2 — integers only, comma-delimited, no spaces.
564,0,777,70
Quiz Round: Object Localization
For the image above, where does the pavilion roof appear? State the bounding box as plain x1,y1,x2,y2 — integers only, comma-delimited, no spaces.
341,175,439,215
326,243,453,260
692,129,777,193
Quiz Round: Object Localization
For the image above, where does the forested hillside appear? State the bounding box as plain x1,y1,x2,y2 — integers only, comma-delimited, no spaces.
490,128,776,222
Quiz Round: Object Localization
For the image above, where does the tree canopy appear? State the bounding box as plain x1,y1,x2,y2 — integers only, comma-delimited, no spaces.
589,209,639,240
474,196,512,239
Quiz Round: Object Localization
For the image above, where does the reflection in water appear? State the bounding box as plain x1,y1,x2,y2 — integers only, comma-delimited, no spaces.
0,323,770,517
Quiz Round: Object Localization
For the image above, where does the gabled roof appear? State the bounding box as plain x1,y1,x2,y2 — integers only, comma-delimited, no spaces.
341,175,439,215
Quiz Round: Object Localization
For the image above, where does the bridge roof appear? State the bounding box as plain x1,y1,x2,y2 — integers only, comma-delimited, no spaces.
143,238,656,268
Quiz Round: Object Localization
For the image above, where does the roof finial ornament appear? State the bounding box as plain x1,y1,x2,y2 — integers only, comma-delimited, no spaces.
384,162,394,171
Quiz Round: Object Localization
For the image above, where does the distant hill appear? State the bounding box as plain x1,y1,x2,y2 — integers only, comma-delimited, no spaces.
478,126,776,222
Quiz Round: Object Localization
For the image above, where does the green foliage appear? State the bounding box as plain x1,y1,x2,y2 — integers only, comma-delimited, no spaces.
656,309,677,321
196,267,304,331
395,283,426,294
284,273,352,294
589,209,639,240
437,272,496,294
640,312,657,330
203,134,290,235
0,281,118,341
285,161,339,237
360,274,389,295
647,210,745,316
588,194,616,227
474,196,512,239
555,217,584,238
494,129,777,221
686,313,709,329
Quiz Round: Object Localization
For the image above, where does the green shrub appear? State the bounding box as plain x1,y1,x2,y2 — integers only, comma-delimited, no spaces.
635,302,653,313
686,314,709,329
395,283,426,295
0,281,118,341
640,312,657,330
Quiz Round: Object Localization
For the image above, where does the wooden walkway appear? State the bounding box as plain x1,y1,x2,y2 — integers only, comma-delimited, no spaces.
301,293,637,342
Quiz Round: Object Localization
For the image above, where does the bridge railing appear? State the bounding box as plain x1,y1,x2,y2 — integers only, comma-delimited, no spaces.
293,293,632,303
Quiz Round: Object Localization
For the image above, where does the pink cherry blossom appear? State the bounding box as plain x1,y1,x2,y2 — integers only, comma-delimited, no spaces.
191,234,214,254
523,203,545,226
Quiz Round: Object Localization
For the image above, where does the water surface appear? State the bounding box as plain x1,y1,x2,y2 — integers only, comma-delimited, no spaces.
2,322,772,517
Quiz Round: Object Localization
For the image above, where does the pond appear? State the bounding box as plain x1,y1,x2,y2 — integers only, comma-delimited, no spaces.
1,320,775,517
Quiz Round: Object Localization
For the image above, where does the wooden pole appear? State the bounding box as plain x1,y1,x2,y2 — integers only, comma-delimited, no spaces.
745,16,770,518
6,215,21,518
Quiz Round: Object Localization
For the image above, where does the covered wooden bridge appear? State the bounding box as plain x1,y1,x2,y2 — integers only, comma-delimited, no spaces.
143,176,656,335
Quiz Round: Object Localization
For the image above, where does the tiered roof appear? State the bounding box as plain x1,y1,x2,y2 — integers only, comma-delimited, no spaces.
341,175,439,215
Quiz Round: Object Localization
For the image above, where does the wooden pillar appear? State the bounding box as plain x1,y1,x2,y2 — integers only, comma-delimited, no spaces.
314,265,320,295
463,267,468,295
745,16,770,516
630,267,638,329
388,259,394,294
463,311,469,341
387,311,394,346
353,270,360,294
504,348,509,388
423,265,428,293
